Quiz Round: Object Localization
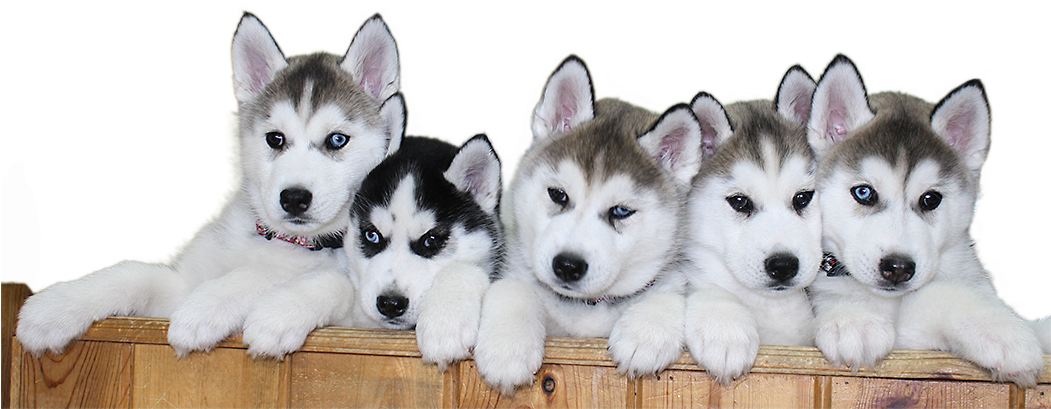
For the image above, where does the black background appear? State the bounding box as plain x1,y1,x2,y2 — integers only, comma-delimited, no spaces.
6,3,1042,315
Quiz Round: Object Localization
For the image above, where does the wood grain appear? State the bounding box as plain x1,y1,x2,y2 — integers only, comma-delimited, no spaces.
2,283,32,409
6,314,1051,408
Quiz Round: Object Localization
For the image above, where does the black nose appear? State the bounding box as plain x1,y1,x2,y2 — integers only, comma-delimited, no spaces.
880,256,915,284
552,253,588,282
280,188,312,216
764,253,799,283
376,294,409,319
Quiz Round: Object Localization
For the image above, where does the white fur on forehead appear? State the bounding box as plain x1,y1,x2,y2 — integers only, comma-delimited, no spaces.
931,81,990,176
690,93,733,157
776,66,817,126
638,105,703,186
445,136,502,214
808,57,875,157
232,13,288,104
340,15,400,102
531,58,595,140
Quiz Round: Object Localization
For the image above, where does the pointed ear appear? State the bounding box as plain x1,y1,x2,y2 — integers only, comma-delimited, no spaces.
808,55,875,158
531,55,596,140
232,13,288,104
690,92,733,157
445,134,502,214
379,93,406,157
775,65,817,126
638,104,703,186
930,79,991,177
340,14,400,101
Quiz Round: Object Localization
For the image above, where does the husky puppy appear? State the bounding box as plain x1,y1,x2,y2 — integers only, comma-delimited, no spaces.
17,13,403,358
808,55,1049,387
341,134,503,369
684,66,822,382
474,56,701,393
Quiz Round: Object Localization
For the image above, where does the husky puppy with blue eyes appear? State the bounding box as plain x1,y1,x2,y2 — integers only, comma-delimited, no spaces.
17,13,404,358
808,55,1049,387
473,56,702,394
683,66,822,383
341,134,503,369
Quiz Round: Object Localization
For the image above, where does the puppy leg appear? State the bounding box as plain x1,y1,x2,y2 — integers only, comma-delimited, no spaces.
898,281,1045,388
17,261,186,356
811,276,897,370
416,262,490,371
473,277,546,395
684,288,759,383
608,289,685,378
242,270,354,359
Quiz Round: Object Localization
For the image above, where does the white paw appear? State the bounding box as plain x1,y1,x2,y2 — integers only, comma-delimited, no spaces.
242,297,318,360
814,309,894,370
685,316,760,383
167,297,243,357
952,317,1045,388
473,326,545,395
416,300,478,371
15,285,98,356
608,312,684,378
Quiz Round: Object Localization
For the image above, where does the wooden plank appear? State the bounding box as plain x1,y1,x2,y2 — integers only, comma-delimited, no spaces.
3,283,33,409
1026,384,1050,409
290,351,443,408
131,344,288,408
827,376,1011,408
638,371,816,409
14,340,131,408
456,360,630,408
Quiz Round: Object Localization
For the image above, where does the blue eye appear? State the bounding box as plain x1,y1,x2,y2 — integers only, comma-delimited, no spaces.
609,205,635,220
852,185,877,206
363,229,381,244
326,133,349,150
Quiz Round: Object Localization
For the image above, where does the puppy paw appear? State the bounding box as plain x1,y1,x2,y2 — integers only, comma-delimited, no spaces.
609,310,684,378
685,316,760,383
242,297,318,360
416,300,478,371
15,285,99,356
474,326,544,395
952,317,1045,388
814,309,894,370
167,299,242,357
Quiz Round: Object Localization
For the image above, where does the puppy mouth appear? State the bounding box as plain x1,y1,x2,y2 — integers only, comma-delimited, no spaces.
285,217,314,225
381,319,415,331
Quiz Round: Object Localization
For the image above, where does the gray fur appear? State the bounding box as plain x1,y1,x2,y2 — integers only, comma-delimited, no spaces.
697,100,815,183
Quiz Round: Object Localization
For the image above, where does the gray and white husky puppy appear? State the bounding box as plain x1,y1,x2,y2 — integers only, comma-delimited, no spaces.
808,55,1050,387
684,66,822,382
474,56,702,393
17,13,404,358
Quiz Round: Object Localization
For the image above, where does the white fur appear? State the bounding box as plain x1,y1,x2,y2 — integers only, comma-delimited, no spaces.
683,73,820,382
807,57,875,158
340,137,502,370
475,57,697,394
16,13,399,359
809,58,1045,387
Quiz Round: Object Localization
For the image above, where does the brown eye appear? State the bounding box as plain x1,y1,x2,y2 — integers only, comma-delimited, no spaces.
548,188,569,207
792,191,814,212
919,191,942,212
727,195,754,215
265,131,285,149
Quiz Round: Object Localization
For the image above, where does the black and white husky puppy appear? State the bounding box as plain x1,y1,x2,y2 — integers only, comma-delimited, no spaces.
345,134,503,368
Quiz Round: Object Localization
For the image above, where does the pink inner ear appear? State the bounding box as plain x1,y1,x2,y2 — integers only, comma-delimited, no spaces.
943,113,973,149
359,64,381,99
658,127,686,167
700,122,718,156
556,79,581,132
827,108,847,142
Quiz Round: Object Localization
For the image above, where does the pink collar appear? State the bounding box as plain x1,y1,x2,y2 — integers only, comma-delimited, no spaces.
255,220,343,251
